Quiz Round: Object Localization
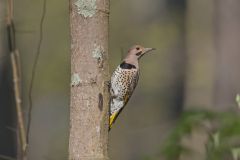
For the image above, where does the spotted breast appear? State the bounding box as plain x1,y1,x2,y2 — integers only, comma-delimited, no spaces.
109,61,139,128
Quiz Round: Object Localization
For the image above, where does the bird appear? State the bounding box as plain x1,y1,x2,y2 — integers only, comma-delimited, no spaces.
109,45,155,130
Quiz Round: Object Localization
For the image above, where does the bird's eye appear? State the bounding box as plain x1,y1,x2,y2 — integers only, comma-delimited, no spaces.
136,47,140,50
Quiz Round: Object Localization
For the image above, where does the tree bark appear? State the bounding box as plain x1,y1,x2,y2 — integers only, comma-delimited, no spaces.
69,0,110,160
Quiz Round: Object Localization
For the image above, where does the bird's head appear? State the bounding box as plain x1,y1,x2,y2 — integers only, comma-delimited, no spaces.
127,45,155,60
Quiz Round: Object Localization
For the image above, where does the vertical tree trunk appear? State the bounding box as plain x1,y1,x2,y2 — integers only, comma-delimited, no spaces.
215,0,240,110
69,0,110,160
184,0,216,110
181,0,216,160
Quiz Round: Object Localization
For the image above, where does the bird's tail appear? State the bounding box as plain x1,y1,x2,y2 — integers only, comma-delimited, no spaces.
109,99,124,131
109,111,118,130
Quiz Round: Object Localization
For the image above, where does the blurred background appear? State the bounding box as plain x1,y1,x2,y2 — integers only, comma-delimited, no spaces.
0,0,240,160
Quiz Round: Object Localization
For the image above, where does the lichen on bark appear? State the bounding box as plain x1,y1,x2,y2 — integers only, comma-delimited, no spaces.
74,0,96,18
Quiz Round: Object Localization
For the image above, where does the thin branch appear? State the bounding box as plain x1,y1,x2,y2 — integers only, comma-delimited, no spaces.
7,0,26,159
15,50,22,91
27,0,46,144
10,53,27,153
6,0,13,25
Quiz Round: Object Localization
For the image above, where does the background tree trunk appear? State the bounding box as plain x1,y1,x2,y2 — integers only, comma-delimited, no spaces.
181,0,240,159
184,0,216,110
181,0,216,160
69,0,110,159
215,0,240,110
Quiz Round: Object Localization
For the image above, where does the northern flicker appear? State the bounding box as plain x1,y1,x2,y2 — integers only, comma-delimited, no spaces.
109,45,155,130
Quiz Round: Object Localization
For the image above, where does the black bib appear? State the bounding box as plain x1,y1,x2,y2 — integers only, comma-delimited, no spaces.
120,61,136,69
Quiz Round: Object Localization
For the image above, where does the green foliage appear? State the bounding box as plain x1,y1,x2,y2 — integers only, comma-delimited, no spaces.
162,109,240,160
142,155,154,160
232,148,240,160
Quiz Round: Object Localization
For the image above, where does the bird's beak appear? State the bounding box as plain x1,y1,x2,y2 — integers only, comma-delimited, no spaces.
143,48,156,54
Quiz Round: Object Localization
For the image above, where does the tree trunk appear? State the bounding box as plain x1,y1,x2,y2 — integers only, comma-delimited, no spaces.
69,0,110,160
181,0,216,160
184,0,216,110
215,0,240,110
